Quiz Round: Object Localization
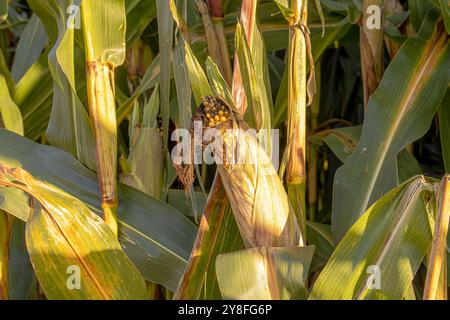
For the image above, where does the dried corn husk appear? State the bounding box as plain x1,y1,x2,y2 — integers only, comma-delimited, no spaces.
175,96,304,248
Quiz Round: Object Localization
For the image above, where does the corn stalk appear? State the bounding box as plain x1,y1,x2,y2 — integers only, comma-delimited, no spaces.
195,0,228,83
361,0,385,111
207,0,233,85
84,61,118,235
286,0,309,238
81,1,127,236
423,175,450,300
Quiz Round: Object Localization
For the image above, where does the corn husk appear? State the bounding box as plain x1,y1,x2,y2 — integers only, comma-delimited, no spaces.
176,96,304,248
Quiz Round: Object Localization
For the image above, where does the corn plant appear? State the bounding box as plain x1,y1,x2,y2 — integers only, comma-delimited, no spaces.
0,0,449,301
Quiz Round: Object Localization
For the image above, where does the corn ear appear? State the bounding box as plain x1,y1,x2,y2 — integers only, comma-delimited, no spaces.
177,96,304,247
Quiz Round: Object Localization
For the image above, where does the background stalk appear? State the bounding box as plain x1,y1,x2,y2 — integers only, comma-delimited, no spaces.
308,60,321,222
286,0,308,239
0,211,10,300
360,0,385,111
384,0,403,59
195,0,226,79
423,175,450,300
208,0,233,85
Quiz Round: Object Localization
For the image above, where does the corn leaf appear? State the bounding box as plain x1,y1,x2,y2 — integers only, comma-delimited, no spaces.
306,222,334,273
234,22,272,132
11,14,48,82
122,88,163,199
173,39,192,130
272,0,294,21
185,42,213,104
439,91,450,172
205,57,234,106
0,0,7,23
409,0,434,33
12,50,53,140
0,128,197,291
29,0,96,170
0,164,147,300
80,0,125,65
439,0,450,34
117,55,160,124
0,46,14,90
8,220,36,300
167,189,207,218
175,179,244,300
0,75,24,135
310,176,435,300
125,0,157,46
332,10,450,241
315,126,423,182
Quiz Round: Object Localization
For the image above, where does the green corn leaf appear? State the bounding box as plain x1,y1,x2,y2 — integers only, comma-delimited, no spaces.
234,21,272,133
29,0,96,170
174,180,244,300
439,0,450,34
81,0,126,65
12,49,53,140
314,126,423,183
125,0,157,46
439,91,450,172
332,9,450,241
11,14,48,82
0,75,24,135
0,47,14,90
409,0,434,33
205,57,234,106
310,176,435,300
0,128,197,292
0,164,147,300
8,220,36,300
0,0,7,23
117,55,161,124
184,42,213,104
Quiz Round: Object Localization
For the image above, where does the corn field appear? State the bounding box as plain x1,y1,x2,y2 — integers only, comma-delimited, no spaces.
0,0,449,301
